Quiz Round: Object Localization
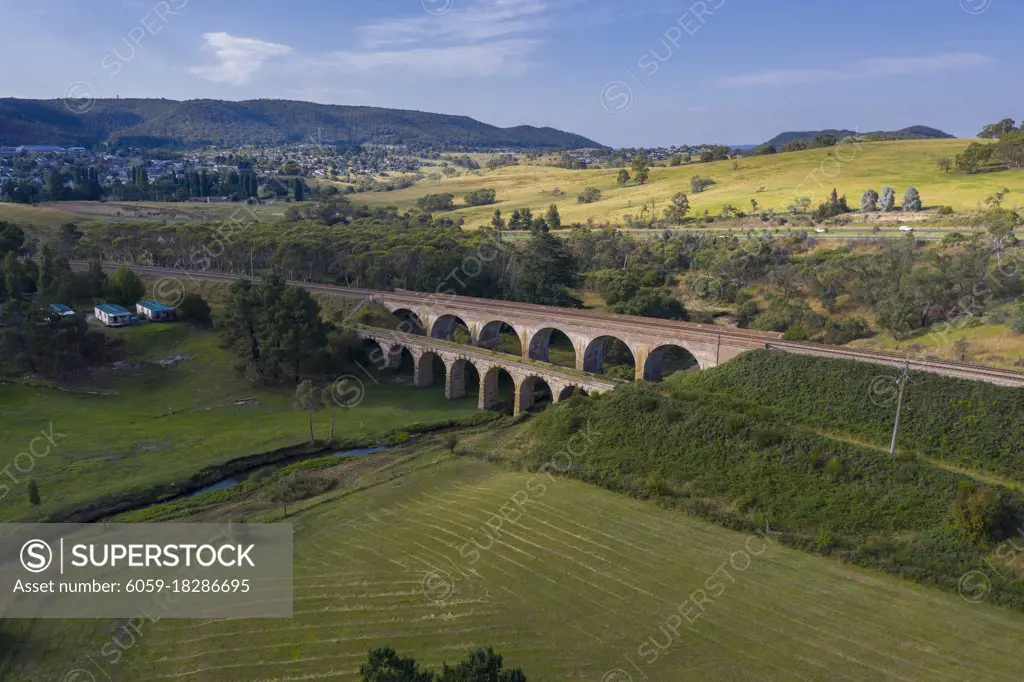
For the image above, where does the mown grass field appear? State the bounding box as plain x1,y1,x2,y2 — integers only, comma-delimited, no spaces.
357,140,1024,228
0,322,480,521
5,450,1024,681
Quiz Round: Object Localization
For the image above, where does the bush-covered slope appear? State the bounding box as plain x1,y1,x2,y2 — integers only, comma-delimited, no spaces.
683,350,1024,480
765,125,952,147
514,381,1024,606
0,98,603,150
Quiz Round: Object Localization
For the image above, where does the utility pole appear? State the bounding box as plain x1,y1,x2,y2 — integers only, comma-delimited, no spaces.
888,360,910,456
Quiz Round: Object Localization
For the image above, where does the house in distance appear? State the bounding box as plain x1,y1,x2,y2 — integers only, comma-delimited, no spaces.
94,303,134,327
136,300,177,322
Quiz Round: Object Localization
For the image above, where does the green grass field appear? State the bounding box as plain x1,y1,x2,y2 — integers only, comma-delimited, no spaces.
5,448,1024,681
0,322,480,521
356,140,1024,228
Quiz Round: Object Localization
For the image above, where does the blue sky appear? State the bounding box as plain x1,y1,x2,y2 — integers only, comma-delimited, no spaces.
2,0,1021,147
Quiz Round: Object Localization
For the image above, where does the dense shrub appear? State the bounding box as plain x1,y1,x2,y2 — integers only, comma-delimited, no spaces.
949,482,1010,544
179,293,212,327
416,193,455,212
517,376,1024,607
687,350,1024,480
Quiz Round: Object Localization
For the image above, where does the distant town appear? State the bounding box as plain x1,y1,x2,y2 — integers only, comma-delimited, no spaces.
0,139,741,206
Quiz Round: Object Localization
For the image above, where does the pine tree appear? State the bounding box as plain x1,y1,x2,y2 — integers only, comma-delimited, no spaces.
545,204,561,230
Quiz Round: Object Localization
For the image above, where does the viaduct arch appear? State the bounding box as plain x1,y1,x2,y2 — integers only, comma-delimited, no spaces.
359,329,617,416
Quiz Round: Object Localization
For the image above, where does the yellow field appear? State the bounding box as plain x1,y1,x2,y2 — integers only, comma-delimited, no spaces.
358,140,1024,228
0,200,289,229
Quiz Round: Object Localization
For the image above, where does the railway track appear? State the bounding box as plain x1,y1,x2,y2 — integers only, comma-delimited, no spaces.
70,261,1024,387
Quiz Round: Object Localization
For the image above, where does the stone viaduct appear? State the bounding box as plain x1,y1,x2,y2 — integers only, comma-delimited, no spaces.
357,328,618,415
319,285,783,382
78,264,1024,390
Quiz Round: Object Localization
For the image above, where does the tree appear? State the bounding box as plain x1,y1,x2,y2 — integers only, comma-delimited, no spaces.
0,221,25,257
956,143,995,174
995,131,1024,169
360,647,435,682
104,264,146,308
464,189,498,206
490,209,505,232
610,288,687,320
321,385,340,441
508,208,532,231
46,169,67,201
982,207,1021,246
690,176,713,193
937,156,952,173
631,153,651,185
879,187,896,212
903,186,922,212
545,204,561,230
780,140,808,153
294,380,321,442
985,187,1011,209
754,143,777,156
811,134,837,148
38,243,57,293
979,118,1017,139
616,168,630,187
220,276,326,385
439,647,527,682
85,259,107,298
663,193,690,224
359,647,527,682
860,189,879,212
293,178,305,202
812,189,850,221
788,197,812,214
417,193,455,212
27,479,41,518
513,223,580,307
179,293,212,327
950,483,1007,544
577,187,602,204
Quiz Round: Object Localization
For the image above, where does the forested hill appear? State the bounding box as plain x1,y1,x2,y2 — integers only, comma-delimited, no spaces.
765,125,953,147
0,98,604,150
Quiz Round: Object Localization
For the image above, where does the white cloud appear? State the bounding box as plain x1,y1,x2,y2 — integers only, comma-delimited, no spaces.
326,0,550,78
361,0,548,48
718,52,995,87
192,1,553,86
318,40,538,78
190,32,292,86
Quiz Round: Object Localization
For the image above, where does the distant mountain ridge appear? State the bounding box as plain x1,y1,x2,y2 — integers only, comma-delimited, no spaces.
765,126,953,147
0,98,604,150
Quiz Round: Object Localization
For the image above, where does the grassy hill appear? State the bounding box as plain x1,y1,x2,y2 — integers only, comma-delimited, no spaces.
0,98,603,150
5,449,1024,681
355,139,1024,227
